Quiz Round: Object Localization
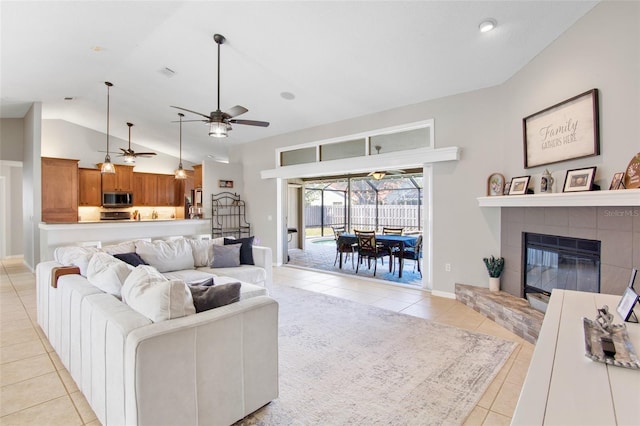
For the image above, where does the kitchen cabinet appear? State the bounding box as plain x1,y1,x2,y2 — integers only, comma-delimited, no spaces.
42,157,79,223
78,168,101,206
101,164,134,192
133,173,158,206
193,164,202,189
157,174,176,206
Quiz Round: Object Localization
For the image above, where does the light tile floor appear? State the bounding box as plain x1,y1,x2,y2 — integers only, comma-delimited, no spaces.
0,258,533,425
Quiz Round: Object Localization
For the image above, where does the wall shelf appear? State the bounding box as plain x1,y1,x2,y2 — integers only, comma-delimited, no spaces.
477,189,640,207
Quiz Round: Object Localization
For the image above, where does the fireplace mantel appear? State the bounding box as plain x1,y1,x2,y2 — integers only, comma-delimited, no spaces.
477,189,640,208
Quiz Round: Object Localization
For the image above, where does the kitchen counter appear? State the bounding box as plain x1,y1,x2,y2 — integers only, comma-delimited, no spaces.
39,219,211,261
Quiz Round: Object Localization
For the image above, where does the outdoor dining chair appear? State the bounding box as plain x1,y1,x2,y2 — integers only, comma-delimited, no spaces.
382,227,404,235
396,234,423,277
354,230,391,276
332,225,355,268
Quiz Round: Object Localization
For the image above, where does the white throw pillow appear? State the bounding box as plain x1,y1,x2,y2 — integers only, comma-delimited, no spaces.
211,237,227,246
101,240,138,255
86,252,132,297
135,238,194,272
187,238,214,267
121,265,195,322
53,246,100,276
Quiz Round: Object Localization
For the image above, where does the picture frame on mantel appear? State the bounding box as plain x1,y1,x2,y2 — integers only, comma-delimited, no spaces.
509,176,530,195
487,173,505,196
523,89,600,168
563,166,597,192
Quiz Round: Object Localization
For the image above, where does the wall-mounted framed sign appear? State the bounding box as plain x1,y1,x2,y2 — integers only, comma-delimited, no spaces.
523,89,600,168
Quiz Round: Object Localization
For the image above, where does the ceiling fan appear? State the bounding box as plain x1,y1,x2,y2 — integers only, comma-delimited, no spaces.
119,122,157,163
368,145,405,179
171,33,269,138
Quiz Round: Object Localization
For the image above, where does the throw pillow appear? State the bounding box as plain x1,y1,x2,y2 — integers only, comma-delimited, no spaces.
86,252,132,298
101,240,137,255
53,246,100,277
189,282,241,313
186,238,213,267
224,236,255,265
121,265,195,322
113,252,148,267
210,244,241,268
135,238,195,272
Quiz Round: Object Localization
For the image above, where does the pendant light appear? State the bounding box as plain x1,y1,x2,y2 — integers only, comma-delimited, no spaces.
123,122,136,164
101,81,116,174
174,113,187,179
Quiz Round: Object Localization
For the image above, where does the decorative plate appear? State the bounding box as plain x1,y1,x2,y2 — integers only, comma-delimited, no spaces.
487,173,505,196
623,152,640,189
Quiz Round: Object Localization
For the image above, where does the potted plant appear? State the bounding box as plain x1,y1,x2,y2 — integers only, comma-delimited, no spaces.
483,255,505,291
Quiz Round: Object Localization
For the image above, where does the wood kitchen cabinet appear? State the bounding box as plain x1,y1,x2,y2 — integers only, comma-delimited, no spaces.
101,164,134,192
133,172,158,206
156,174,176,206
42,157,79,223
78,168,101,206
193,164,202,189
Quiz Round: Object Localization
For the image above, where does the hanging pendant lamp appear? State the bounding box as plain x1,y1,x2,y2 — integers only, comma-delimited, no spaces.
174,113,187,179
101,81,116,174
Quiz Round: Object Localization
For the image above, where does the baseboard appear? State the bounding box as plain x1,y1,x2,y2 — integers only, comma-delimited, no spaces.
431,289,456,299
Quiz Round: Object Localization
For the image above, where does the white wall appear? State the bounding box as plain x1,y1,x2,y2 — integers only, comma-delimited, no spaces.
233,1,639,295
0,118,25,257
41,119,192,174
200,159,244,220
0,118,24,161
23,103,42,270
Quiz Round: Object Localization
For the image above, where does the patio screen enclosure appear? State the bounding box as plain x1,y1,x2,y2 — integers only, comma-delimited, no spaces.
304,174,423,237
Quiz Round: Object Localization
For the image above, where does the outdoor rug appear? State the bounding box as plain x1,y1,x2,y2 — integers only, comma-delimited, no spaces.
237,285,517,425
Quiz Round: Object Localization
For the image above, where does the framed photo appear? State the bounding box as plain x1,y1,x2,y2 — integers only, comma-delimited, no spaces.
562,167,596,192
609,172,625,190
509,176,530,195
503,181,511,195
616,287,639,323
623,152,640,189
487,173,505,196
219,180,234,188
523,89,600,168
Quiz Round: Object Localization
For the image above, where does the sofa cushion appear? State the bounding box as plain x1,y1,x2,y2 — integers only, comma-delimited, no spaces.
135,238,194,273
53,246,100,276
121,265,195,322
163,269,217,285
113,252,148,267
224,236,254,265
101,240,137,255
189,282,241,313
86,252,132,298
198,273,267,298
210,244,241,268
187,238,214,267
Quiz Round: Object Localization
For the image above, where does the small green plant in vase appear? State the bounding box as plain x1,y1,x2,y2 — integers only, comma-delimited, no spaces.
483,255,504,291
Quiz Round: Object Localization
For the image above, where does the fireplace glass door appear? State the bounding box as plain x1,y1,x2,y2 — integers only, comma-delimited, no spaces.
524,233,600,296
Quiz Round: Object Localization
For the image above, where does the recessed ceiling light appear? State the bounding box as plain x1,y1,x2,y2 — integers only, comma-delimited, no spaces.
479,19,497,33
280,91,295,100
90,46,105,52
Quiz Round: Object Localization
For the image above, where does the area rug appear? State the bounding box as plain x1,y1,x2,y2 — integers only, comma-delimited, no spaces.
237,286,517,425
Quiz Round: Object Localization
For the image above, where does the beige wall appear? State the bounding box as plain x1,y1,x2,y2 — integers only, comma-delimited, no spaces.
0,118,24,161
234,1,640,295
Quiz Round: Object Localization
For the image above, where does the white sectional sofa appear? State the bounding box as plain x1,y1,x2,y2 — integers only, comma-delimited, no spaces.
36,237,278,426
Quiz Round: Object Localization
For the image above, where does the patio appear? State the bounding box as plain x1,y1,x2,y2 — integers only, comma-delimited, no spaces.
287,237,423,287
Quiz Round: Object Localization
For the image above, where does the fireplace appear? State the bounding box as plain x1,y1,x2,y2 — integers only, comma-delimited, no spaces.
523,232,601,299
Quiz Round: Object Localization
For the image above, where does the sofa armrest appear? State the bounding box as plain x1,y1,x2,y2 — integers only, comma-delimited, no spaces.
252,245,273,286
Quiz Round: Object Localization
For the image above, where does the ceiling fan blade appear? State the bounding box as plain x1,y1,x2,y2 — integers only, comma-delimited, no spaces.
228,119,270,127
225,105,248,118
119,148,129,154
170,105,210,120
134,152,157,157
172,119,209,123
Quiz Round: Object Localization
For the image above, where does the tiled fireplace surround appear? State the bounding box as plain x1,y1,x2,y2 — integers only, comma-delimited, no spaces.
457,205,640,343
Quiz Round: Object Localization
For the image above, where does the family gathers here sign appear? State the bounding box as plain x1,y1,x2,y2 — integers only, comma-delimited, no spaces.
523,89,600,168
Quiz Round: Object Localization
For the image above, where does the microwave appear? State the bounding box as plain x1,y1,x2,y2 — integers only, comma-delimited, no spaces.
102,192,133,208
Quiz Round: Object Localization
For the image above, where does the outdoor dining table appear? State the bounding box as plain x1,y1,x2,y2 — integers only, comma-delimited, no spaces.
336,234,418,278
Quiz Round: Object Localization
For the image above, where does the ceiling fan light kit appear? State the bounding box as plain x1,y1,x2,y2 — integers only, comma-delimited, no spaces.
171,33,269,139
101,81,116,174
175,113,187,180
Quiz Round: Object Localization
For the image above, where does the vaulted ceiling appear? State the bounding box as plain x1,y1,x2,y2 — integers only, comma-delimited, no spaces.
1,1,598,163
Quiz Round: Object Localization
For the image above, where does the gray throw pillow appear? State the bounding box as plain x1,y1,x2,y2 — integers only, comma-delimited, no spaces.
210,244,241,268
189,282,241,313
